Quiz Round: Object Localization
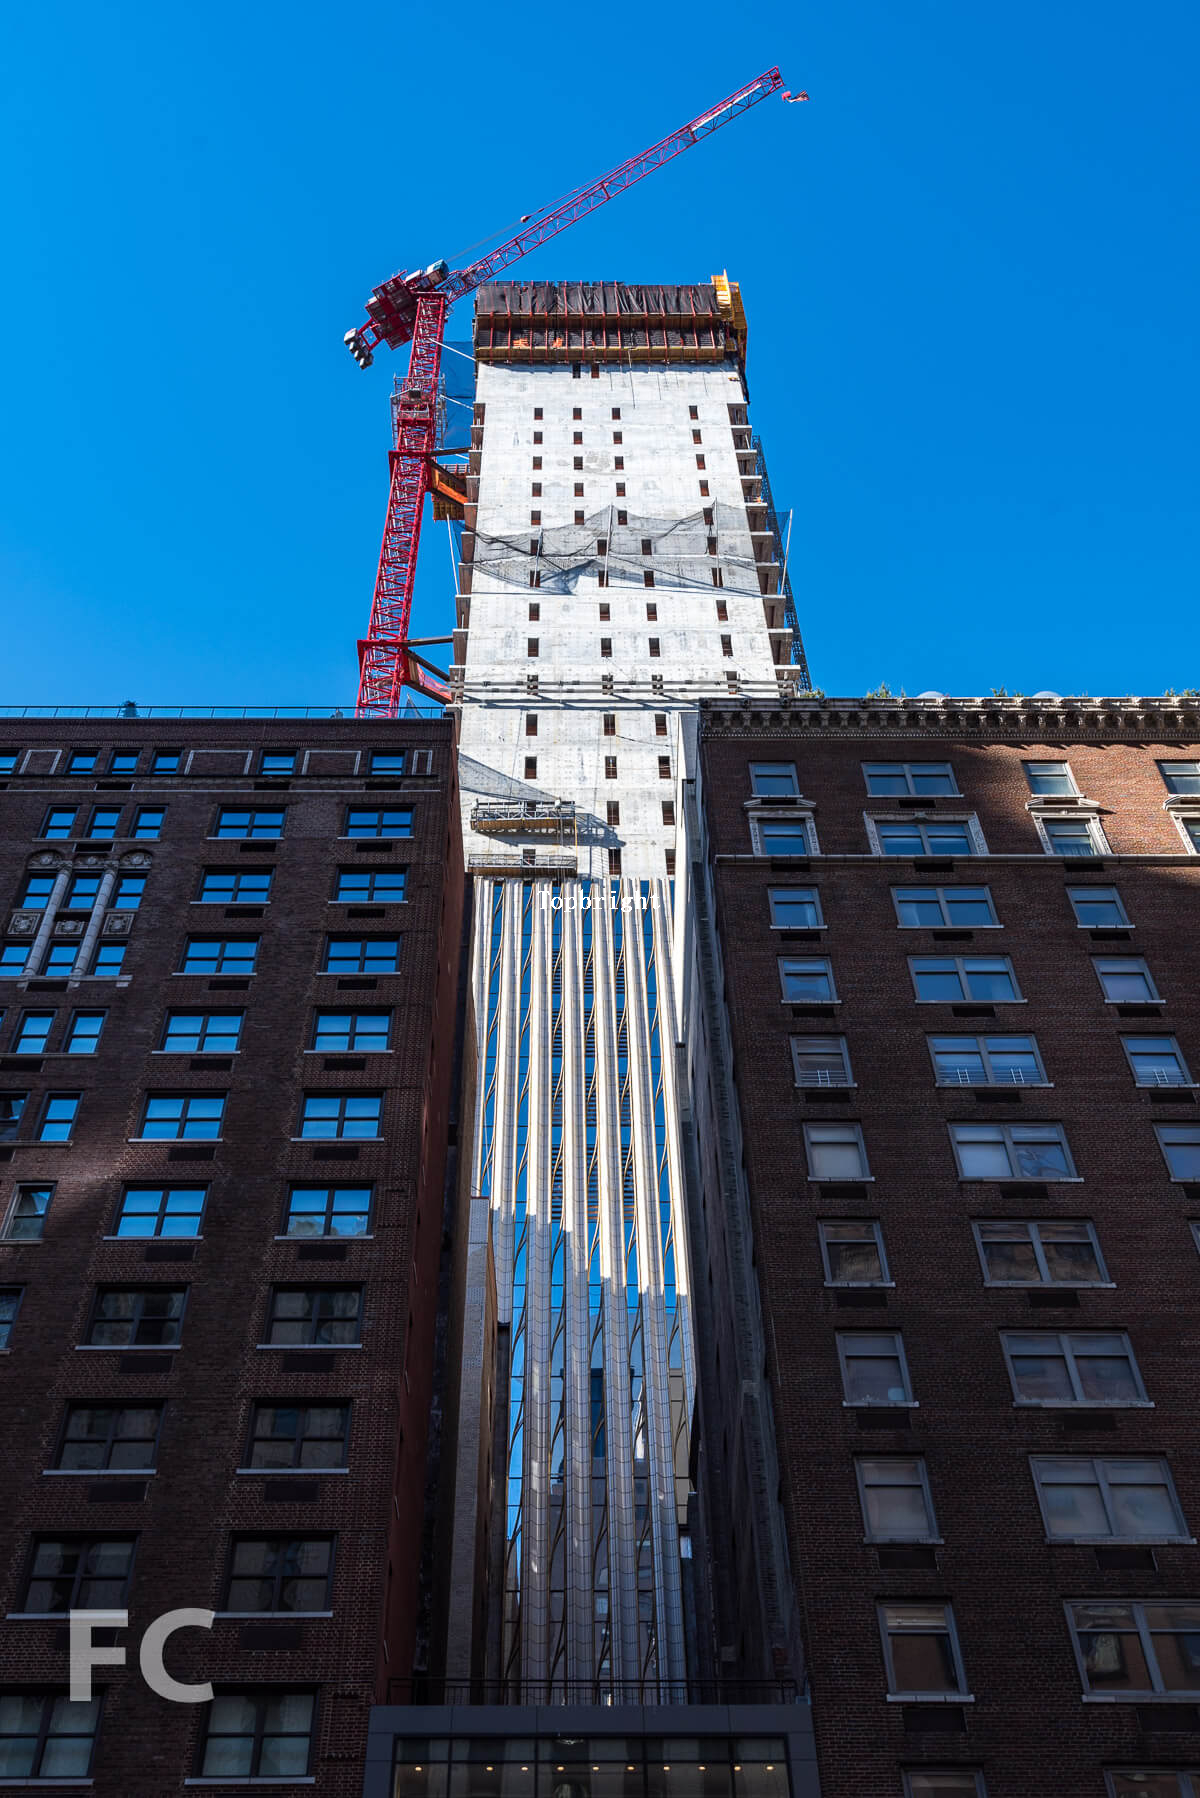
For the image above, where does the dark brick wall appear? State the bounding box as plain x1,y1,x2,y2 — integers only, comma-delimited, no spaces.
0,717,463,1794
699,705,1200,1798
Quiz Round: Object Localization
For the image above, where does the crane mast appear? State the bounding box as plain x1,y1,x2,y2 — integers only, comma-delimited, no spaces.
347,67,805,716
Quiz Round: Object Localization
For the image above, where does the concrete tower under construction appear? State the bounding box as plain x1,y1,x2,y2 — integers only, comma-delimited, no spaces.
435,280,809,1699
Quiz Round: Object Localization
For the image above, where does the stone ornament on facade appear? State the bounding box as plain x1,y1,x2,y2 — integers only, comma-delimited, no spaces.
72,854,109,871
7,912,40,937
119,852,153,869
102,912,134,935
54,918,86,937
28,852,65,871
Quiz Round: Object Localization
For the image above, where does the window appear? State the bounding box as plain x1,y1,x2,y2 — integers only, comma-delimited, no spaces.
608,849,622,875
1123,1035,1193,1088
864,762,958,796
41,944,77,975
1,944,28,974
132,807,164,839
1095,957,1160,1002
66,750,98,774
793,1036,853,1088
658,756,671,780
1067,1601,1200,1697
197,869,273,904
600,637,612,659
112,874,145,910
260,751,296,775
856,1457,938,1542
264,1287,363,1346
607,802,620,826
18,874,56,910
1042,817,1104,857
875,819,980,857
0,1285,23,1348
891,885,998,929
779,957,837,1002
617,510,628,524
720,634,733,657
198,1691,315,1779
5,1183,51,1240
223,1537,335,1613
528,602,540,620
246,1402,350,1470
54,1402,162,1470
1003,1330,1148,1405
838,1332,912,1404
531,483,542,497
530,512,541,526
284,1185,372,1238
750,761,800,798
805,1122,870,1181
41,808,77,839
299,1094,382,1140
1157,1126,1200,1181
0,751,17,774
655,713,668,736
878,1601,968,1697
753,817,813,856
1159,761,1200,795
1023,760,1077,796
333,867,407,903
929,1034,1046,1087
86,808,122,840
695,454,706,468
214,808,285,839
0,1095,28,1143
819,1218,887,1284
108,750,139,773
525,714,538,738
13,1011,54,1054
904,1773,986,1797
179,938,259,975
524,756,537,779
973,1219,1107,1286
769,887,824,928
910,956,1021,1002
1177,817,1200,853
0,1693,101,1777
114,1185,206,1239
648,638,660,658
603,713,616,737
38,1094,79,1141
604,756,618,780
661,800,674,826
344,808,412,838
1032,1457,1189,1542
692,429,702,443
533,407,543,419
1068,885,1129,927
598,600,610,618
160,1011,243,1053
689,405,698,420
612,407,621,419
949,1122,1076,1180
311,1011,390,1053
528,637,540,658
322,937,400,975
85,1288,187,1347
64,1011,105,1054
716,596,728,617
1106,1773,1200,1797
139,1093,226,1140
63,874,102,911
152,750,181,773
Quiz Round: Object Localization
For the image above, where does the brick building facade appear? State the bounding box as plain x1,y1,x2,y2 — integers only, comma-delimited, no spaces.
0,714,464,1792
681,693,1200,1798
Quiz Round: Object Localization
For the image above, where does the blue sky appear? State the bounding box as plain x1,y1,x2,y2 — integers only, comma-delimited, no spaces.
2,0,1196,704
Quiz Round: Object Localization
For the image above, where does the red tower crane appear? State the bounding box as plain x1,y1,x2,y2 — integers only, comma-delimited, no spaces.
345,67,806,715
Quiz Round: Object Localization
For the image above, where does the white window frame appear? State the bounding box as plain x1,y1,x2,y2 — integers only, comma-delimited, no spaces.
1066,885,1130,928
928,1034,1048,1088
1158,760,1200,796
1171,811,1200,856
949,1121,1079,1182
1001,1330,1151,1408
864,814,988,858
1094,957,1162,1003
855,1455,939,1543
778,957,838,1004
837,1331,914,1407
971,1219,1109,1287
1033,811,1111,858
909,956,1023,1003
1121,1035,1195,1089
749,811,820,857
804,1121,871,1182
1023,760,1079,797
891,885,999,929
1156,1125,1200,1182
749,760,800,798
1105,1773,1200,1798
876,1600,970,1700
904,1773,987,1798
1067,1599,1200,1698
767,887,825,929
792,1035,854,1088
818,1218,890,1286
862,761,960,797
1030,1455,1191,1544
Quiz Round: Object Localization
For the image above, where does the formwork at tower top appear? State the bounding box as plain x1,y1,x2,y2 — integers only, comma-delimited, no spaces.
473,280,749,366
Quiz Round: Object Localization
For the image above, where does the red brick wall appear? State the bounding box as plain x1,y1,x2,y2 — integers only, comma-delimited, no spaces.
0,717,462,1793
700,709,1200,1798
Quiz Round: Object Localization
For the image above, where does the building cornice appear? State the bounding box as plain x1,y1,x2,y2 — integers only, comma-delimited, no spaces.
699,696,1200,742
